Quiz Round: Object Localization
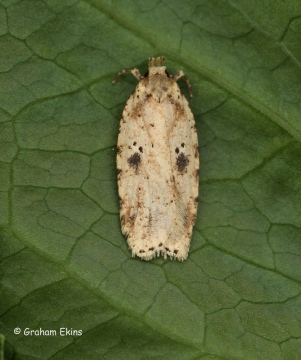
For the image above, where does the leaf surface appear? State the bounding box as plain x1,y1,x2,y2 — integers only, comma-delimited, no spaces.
1,1,301,359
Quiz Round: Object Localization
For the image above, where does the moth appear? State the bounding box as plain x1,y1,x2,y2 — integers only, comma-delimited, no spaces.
113,56,199,260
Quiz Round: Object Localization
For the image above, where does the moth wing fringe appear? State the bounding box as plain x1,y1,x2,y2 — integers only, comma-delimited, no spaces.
130,247,187,261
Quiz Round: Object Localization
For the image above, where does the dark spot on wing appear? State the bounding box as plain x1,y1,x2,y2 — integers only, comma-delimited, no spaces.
128,152,141,172
129,214,136,222
176,153,189,173
148,213,152,227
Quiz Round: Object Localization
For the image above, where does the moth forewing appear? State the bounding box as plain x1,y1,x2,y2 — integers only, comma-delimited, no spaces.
115,57,199,261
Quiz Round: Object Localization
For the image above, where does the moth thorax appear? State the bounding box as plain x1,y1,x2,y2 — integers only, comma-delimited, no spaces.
149,66,167,76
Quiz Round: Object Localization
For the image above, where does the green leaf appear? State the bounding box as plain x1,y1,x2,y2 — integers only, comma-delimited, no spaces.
1,0,301,359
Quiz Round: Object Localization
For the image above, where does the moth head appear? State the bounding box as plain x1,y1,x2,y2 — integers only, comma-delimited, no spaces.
148,66,167,77
145,56,168,77
149,56,165,67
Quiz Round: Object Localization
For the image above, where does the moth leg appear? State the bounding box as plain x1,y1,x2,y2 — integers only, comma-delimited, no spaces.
173,70,193,97
112,68,143,83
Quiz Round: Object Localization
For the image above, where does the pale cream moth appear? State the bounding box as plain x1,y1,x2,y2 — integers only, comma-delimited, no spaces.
113,56,199,261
